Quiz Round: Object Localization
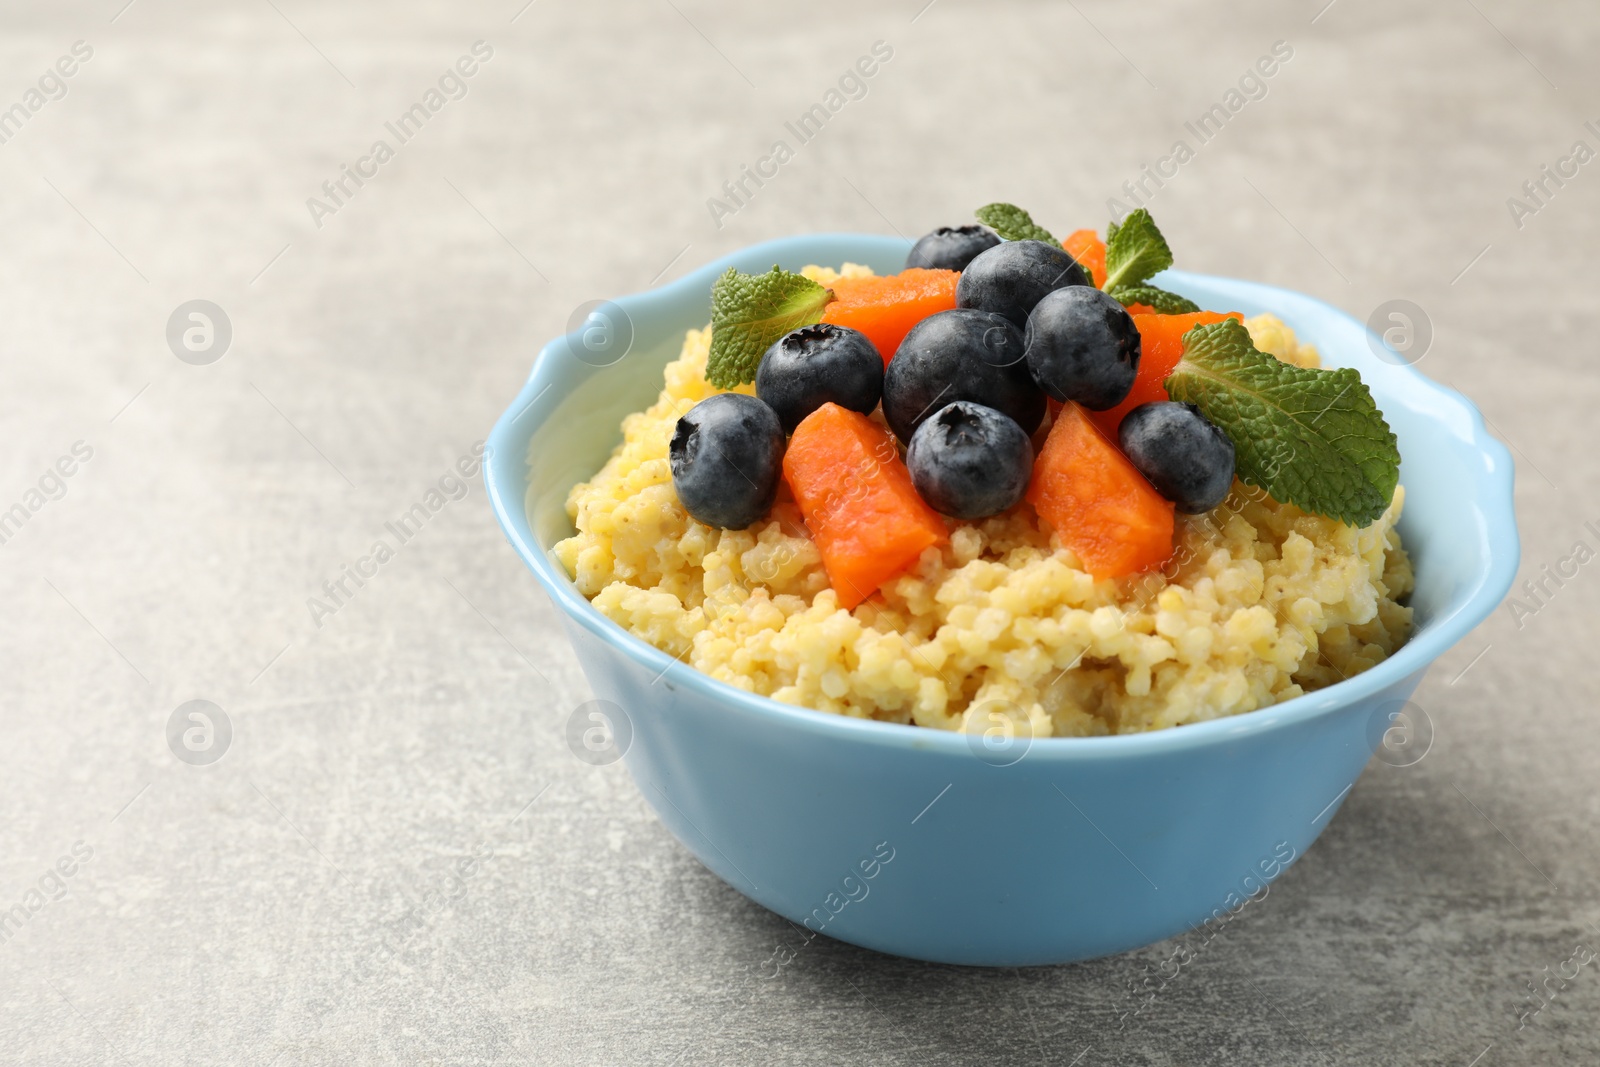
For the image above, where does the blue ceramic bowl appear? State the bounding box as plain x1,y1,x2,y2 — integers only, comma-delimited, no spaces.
485,234,1519,966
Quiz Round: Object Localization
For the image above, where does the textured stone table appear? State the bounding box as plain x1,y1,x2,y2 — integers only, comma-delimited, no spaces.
1,1,1596,1063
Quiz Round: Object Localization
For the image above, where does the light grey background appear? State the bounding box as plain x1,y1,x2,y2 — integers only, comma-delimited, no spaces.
1,0,1596,1064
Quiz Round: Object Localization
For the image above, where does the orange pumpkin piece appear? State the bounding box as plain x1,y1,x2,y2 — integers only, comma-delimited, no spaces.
1090,311,1243,438
1026,402,1175,579
820,268,959,365
1061,229,1108,288
783,403,948,609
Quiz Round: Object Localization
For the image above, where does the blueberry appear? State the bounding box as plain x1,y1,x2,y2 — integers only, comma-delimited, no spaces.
669,393,785,529
882,309,1043,444
1117,402,1236,514
905,225,1001,272
955,239,1091,329
1024,286,1141,410
907,401,1033,519
754,323,882,433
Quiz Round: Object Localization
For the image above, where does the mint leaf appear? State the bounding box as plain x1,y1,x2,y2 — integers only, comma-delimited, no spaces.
1109,284,1200,314
706,266,833,389
1165,319,1400,526
975,203,1055,244
1102,208,1174,292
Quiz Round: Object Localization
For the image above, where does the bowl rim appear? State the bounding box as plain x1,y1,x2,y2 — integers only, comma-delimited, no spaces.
484,232,1520,759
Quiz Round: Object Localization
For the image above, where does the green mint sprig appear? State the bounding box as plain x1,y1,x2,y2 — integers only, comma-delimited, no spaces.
1108,285,1200,315
1102,208,1196,313
1165,319,1400,527
975,203,1055,244
706,266,833,389
1102,208,1172,290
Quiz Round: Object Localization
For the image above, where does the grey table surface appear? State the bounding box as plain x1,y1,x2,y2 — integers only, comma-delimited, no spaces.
1,0,1596,1064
